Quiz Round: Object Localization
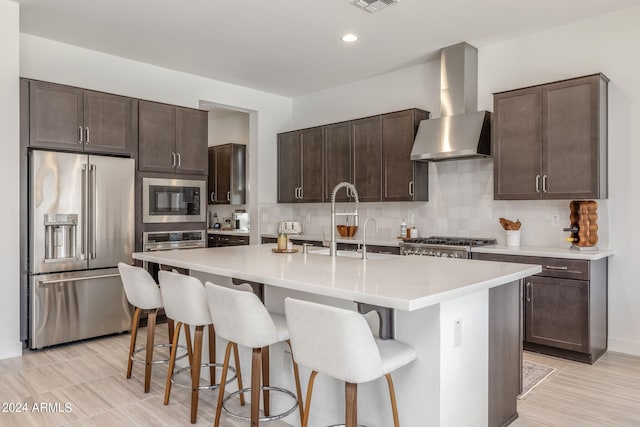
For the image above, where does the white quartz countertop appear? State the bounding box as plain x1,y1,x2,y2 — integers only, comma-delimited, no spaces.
471,245,613,260
207,229,250,236
133,244,540,311
261,233,402,247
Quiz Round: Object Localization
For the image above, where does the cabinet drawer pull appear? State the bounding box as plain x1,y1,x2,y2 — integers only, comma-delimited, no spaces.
78,126,83,143
535,175,540,193
526,282,531,302
544,265,568,270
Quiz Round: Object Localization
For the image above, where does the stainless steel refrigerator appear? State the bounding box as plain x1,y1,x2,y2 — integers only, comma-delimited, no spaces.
29,150,134,349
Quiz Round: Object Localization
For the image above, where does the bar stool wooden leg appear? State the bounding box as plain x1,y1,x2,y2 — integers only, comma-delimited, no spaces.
214,342,234,427
208,324,217,386
345,382,357,427
144,309,158,393
127,307,141,379
164,322,183,405
251,347,262,426
302,371,318,427
385,373,400,427
232,342,246,406
184,325,193,366
262,345,270,417
287,340,304,425
191,325,204,424
167,318,175,343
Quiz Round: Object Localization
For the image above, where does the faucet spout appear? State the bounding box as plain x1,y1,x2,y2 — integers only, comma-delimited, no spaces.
361,217,378,260
330,182,359,257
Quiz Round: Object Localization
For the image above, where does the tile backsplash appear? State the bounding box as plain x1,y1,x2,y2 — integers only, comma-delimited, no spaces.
260,158,609,247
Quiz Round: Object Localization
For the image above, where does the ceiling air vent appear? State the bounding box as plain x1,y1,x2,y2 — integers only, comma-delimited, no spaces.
351,0,398,13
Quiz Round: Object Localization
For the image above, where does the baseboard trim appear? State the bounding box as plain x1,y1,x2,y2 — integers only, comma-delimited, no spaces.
0,341,23,360
608,337,640,357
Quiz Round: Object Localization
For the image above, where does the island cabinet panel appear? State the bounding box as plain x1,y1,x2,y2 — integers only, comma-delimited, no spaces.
323,121,353,202
29,81,134,155
352,116,382,202
493,73,608,200
382,109,429,202
473,252,607,364
277,127,323,203
139,100,207,175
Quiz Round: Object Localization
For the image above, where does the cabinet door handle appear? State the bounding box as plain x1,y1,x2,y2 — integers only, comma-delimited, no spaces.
227,191,231,201
535,175,541,193
171,152,176,168
542,175,548,193
544,265,568,270
526,282,531,303
409,181,414,196
299,186,303,200
78,126,83,143
210,192,215,202
85,127,90,144
177,152,181,168
294,187,298,200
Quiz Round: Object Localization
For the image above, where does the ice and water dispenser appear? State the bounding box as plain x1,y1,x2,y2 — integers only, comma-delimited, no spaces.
44,213,78,262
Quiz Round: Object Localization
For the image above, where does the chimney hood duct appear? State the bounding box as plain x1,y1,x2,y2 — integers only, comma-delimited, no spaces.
411,42,491,161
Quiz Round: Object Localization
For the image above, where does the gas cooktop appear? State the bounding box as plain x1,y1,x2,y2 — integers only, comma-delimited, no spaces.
402,236,497,247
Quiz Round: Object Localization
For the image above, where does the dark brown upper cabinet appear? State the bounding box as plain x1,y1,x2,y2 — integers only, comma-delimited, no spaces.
493,74,608,200
323,122,353,202
352,116,383,202
208,144,246,205
277,127,323,203
139,100,207,175
28,80,133,155
382,109,429,202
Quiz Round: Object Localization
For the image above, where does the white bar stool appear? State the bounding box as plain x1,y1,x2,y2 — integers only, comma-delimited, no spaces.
204,282,304,427
158,270,243,424
118,262,186,393
284,298,417,427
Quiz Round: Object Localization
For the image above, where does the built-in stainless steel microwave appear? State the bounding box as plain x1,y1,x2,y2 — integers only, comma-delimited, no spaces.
142,177,206,223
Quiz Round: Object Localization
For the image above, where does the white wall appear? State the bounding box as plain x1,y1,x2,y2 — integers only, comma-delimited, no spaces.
289,5,640,355
208,111,249,147
0,0,22,359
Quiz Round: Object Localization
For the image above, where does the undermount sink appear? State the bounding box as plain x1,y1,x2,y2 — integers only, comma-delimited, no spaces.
308,248,396,260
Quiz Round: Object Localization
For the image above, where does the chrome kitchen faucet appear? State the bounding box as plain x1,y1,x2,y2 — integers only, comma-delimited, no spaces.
330,182,359,257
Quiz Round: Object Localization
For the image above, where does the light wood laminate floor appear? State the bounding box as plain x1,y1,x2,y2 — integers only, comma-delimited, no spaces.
1,327,639,426
0,326,292,427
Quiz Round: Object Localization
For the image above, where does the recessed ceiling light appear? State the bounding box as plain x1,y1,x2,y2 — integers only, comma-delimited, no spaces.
341,33,359,43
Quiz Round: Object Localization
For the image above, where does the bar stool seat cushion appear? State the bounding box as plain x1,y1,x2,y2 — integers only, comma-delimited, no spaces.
285,298,416,384
271,313,290,342
118,262,163,310
376,338,417,375
158,271,212,326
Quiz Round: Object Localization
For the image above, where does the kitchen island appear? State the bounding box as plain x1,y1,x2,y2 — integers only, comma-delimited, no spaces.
133,244,541,427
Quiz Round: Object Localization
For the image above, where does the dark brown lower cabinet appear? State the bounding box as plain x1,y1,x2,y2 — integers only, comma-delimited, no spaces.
473,253,608,364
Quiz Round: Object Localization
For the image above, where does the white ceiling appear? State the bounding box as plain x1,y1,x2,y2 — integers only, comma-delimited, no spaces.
17,0,640,97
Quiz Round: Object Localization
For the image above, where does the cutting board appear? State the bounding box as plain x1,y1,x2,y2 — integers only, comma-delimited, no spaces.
569,200,598,247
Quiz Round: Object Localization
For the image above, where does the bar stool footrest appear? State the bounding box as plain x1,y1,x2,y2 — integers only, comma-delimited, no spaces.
222,385,298,422
131,343,188,365
170,363,237,390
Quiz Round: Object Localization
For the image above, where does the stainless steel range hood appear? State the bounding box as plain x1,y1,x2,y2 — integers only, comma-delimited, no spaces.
411,42,491,161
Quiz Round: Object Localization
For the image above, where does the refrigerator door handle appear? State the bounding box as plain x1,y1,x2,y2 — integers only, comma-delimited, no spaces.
80,164,88,260
90,164,97,259
38,273,120,286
